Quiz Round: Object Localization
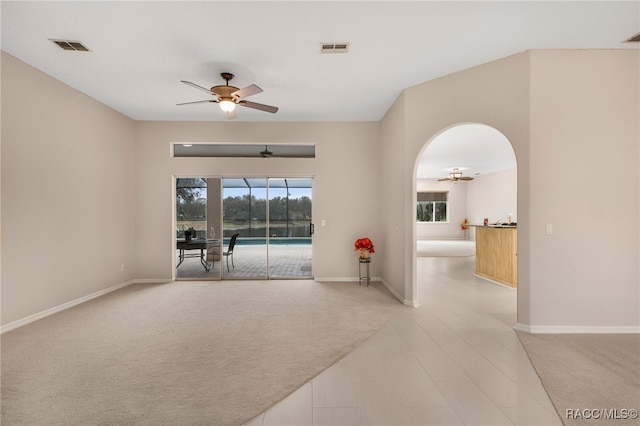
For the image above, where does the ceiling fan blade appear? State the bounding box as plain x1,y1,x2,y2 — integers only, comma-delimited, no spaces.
437,178,451,181
238,100,279,113
176,100,218,106
181,80,215,95
232,84,263,99
260,145,273,157
460,177,474,180
226,109,238,120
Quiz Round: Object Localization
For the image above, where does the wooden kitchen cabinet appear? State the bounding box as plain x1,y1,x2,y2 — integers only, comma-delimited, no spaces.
475,226,517,288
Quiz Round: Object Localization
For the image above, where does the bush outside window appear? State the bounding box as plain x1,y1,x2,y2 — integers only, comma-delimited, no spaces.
417,191,448,222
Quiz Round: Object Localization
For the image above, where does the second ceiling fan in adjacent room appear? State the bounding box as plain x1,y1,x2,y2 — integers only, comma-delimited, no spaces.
438,168,474,182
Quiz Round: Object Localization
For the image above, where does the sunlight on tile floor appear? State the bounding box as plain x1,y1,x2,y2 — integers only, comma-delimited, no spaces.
244,256,562,426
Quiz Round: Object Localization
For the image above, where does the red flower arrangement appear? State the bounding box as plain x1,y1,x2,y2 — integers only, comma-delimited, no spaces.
460,218,469,231
354,237,375,258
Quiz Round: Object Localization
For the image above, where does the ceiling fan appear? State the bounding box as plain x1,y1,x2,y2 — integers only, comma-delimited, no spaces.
438,168,474,182
260,145,274,158
177,72,279,119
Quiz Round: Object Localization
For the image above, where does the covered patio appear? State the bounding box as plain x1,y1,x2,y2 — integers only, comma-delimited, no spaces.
176,242,313,279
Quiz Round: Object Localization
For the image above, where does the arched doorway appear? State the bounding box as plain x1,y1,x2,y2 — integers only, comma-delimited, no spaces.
413,123,517,304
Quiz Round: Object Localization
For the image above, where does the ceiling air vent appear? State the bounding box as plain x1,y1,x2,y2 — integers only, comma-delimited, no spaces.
624,32,640,43
50,39,90,52
320,42,349,53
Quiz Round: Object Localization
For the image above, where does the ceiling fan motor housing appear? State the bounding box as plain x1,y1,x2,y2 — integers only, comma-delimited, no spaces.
211,73,238,100
211,85,239,100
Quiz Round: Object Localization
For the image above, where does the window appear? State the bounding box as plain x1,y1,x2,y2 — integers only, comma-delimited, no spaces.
417,191,448,222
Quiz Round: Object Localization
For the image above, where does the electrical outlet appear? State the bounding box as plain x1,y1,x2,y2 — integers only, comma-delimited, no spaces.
545,224,553,236
121,264,126,272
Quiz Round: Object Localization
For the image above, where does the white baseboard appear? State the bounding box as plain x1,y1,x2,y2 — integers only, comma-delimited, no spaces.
513,323,532,333
0,279,154,334
380,279,419,307
314,277,359,282
134,278,173,284
314,277,417,306
515,323,640,334
314,277,382,283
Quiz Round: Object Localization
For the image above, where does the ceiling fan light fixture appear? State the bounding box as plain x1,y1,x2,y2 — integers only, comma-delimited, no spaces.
451,172,462,179
219,100,236,112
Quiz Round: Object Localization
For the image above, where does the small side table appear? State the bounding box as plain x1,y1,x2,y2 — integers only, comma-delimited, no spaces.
359,257,371,286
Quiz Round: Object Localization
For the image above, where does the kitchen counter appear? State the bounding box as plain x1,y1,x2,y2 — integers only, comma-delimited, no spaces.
474,225,517,288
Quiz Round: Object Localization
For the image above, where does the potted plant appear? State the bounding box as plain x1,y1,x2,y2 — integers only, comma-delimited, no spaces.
184,227,196,242
354,237,375,259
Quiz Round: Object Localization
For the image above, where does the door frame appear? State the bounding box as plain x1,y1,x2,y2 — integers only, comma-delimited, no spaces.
173,174,314,281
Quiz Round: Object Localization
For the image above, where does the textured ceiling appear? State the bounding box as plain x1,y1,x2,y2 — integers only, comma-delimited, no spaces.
2,1,637,123
2,1,637,175
417,124,516,179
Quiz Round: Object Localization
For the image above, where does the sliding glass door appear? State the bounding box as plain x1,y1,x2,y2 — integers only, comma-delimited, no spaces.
268,178,313,278
175,176,312,280
222,177,312,279
221,178,268,278
175,177,223,280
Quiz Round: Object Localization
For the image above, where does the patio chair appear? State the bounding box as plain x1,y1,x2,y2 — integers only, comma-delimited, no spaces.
205,243,219,272
223,234,239,272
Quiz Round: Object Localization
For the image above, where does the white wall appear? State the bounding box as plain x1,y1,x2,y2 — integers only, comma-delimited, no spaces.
134,121,383,283
1,52,137,326
382,52,532,311
527,50,639,331
416,179,468,240
381,49,639,331
3,49,637,332
416,168,516,241
466,167,517,240
379,93,410,303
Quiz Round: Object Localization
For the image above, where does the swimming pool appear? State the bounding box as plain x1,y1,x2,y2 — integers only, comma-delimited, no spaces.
227,237,312,246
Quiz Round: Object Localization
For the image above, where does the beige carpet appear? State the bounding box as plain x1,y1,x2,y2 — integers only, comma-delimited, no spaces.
416,239,475,257
1,280,408,425
517,332,640,426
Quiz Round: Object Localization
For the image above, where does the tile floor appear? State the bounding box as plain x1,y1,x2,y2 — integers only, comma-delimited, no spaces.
244,255,562,426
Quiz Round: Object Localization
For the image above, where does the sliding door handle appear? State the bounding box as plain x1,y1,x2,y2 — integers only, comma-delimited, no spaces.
309,223,315,236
